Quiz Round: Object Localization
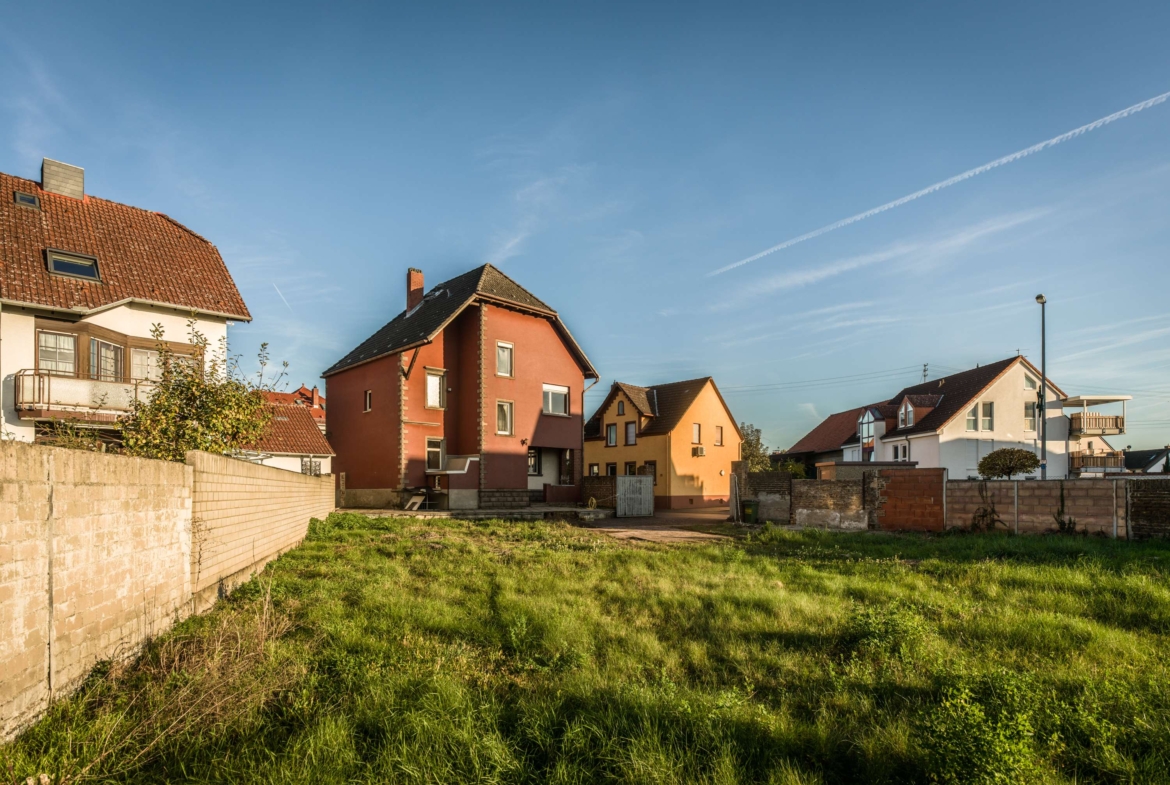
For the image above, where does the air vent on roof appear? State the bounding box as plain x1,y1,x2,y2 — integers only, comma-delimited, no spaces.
46,249,101,282
14,191,40,209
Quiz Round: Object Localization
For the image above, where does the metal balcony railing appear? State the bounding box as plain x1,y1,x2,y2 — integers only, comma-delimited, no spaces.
1069,451,1125,471
14,369,155,419
1070,412,1125,435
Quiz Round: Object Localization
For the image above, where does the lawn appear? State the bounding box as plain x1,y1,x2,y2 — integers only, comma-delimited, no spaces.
5,513,1170,784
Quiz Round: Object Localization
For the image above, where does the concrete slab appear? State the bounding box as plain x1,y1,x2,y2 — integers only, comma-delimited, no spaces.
342,506,614,523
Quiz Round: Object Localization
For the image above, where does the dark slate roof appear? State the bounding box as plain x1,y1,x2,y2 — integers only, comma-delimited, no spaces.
585,377,740,440
1126,448,1170,472
881,357,1017,439
904,394,943,408
787,407,866,455
324,264,593,377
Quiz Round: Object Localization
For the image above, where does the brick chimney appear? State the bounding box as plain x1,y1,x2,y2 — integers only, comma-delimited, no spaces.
311,386,321,408
407,267,424,311
42,158,84,199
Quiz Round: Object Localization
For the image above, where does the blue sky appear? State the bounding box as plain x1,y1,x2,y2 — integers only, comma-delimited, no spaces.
3,1,1169,451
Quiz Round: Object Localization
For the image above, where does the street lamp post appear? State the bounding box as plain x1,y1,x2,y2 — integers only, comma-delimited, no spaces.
1036,294,1047,480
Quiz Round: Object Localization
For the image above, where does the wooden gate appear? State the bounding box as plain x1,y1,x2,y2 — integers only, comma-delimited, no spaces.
616,476,654,517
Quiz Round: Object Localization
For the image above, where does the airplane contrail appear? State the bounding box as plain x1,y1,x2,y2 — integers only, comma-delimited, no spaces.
709,89,1170,277
272,282,294,313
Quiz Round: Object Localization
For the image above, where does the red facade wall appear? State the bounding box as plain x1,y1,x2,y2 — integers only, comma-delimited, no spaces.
325,354,400,491
480,304,585,490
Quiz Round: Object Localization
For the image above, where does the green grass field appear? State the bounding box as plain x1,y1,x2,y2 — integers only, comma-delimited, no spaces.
6,513,1170,784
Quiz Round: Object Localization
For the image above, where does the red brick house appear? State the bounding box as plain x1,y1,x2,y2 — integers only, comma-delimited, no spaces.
323,264,597,509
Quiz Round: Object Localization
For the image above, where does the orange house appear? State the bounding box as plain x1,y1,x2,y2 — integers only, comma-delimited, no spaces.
583,378,742,509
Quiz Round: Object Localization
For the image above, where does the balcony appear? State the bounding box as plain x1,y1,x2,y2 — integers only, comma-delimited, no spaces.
14,369,155,423
1069,451,1125,473
1064,395,1131,437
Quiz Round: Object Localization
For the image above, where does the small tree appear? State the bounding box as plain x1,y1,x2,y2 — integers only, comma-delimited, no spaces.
739,422,772,472
978,448,1041,480
774,458,807,479
121,322,284,463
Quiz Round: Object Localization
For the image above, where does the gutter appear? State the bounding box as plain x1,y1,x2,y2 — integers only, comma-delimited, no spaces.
0,296,250,323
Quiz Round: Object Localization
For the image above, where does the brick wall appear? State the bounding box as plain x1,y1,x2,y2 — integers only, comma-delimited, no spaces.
791,479,867,530
582,475,616,508
944,479,1125,536
0,442,191,741
1127,480,1170,540
479,489,531,509
0,442,334,741
871,469,945,532
187,452,334,612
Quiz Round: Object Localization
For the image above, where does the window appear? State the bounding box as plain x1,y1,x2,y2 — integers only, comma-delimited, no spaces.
300,458,322,477
606,423,617,446
644,460,657,485
692,423,701,444
131,348,161,381
858,410,875,461
425,371,445,409
496,400,514,435
496,342,513,377
37,332,76,376
426,438,444,471
625,421,636,445
47,250,100,281
364,390,372,412
605,463,617,476
899,406,906,428
588,463,599,476
966,405,978,431
715,426,723,446
542,383,569,415
526,448,542,476
981,402,994,431
90,339,123,382
1024,375,1037,390
1024,402,1037,431
14,191,40,209
625,461,637,475
617,400,625,415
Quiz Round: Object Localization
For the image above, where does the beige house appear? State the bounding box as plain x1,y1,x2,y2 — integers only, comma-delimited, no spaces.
584,377,742,508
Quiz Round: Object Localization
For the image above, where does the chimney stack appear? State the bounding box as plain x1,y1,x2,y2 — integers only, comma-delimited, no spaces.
407,268,424,311
42,158,84,199
311,386,321,408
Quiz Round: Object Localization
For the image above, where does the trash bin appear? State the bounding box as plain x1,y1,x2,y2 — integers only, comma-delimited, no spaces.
742,500,759,524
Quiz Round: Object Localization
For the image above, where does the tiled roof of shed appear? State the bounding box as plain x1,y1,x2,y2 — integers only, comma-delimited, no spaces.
0,170,250,319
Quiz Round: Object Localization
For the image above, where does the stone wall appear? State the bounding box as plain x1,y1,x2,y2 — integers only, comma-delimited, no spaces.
0,442,334,742
0,442,191,741
479,489,531,509
188,452,334,612
945,479,1125,536
791,479,867,530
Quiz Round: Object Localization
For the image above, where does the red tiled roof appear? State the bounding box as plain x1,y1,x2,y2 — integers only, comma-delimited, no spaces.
0,170,250,320
250,405,334,456
262,385,326,422
787,407,865,455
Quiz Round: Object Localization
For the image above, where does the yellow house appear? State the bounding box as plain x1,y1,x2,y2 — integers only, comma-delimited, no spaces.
583,377,742,509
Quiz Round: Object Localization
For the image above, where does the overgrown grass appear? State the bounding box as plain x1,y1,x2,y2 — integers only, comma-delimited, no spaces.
5,515,1170,783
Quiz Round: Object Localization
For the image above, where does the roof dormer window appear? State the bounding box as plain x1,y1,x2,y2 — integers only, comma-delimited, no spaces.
46,250,100,282
14,191,40,210
899,401,914,428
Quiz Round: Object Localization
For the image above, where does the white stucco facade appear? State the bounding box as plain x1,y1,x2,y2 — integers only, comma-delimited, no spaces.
256,454,332,475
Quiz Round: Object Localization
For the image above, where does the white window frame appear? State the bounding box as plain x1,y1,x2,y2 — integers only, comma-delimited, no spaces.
1024,374,1037,390
37,330,77,376
606,423,617,446
364,390,372,412
542,383,570,416
496,341,514,378
425,369,446,410
426,438,444,471
692,423,701,444
496,400,514,436
1024,401,1037,432
131,347,161,382
981,401,994,432
965,405,977,432
714,425,723,446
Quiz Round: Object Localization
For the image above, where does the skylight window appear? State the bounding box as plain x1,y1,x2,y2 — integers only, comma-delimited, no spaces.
14,191,40,209
46,250,101,282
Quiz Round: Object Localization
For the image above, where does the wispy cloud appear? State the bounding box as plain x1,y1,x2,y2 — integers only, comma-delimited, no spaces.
1056,326,1170,363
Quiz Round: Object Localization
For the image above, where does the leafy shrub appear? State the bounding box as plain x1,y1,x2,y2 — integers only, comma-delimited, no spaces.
921,671,1037,784
978,448,1040,480
840,601,929,659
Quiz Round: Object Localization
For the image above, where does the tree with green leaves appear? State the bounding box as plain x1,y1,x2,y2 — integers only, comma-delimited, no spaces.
774,458,807,479
121,322,284,463
738,422,773,472
978,448,1041,480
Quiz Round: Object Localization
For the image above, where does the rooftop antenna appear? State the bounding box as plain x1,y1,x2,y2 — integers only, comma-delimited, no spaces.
922,363,928,383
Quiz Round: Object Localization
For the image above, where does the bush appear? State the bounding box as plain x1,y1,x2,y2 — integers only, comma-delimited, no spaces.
840,601,929,659
978,448,1040,480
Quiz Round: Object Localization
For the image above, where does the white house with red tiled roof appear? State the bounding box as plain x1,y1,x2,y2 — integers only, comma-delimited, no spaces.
789,356,1131,480
242,405,334,475
0,158,251,443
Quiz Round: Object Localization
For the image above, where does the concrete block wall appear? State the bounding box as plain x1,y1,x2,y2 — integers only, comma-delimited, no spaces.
945,479,1126,536
479,489,531,510
0,442,334,742
187,452,333,612
792,479,867,531
0,442,190,741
